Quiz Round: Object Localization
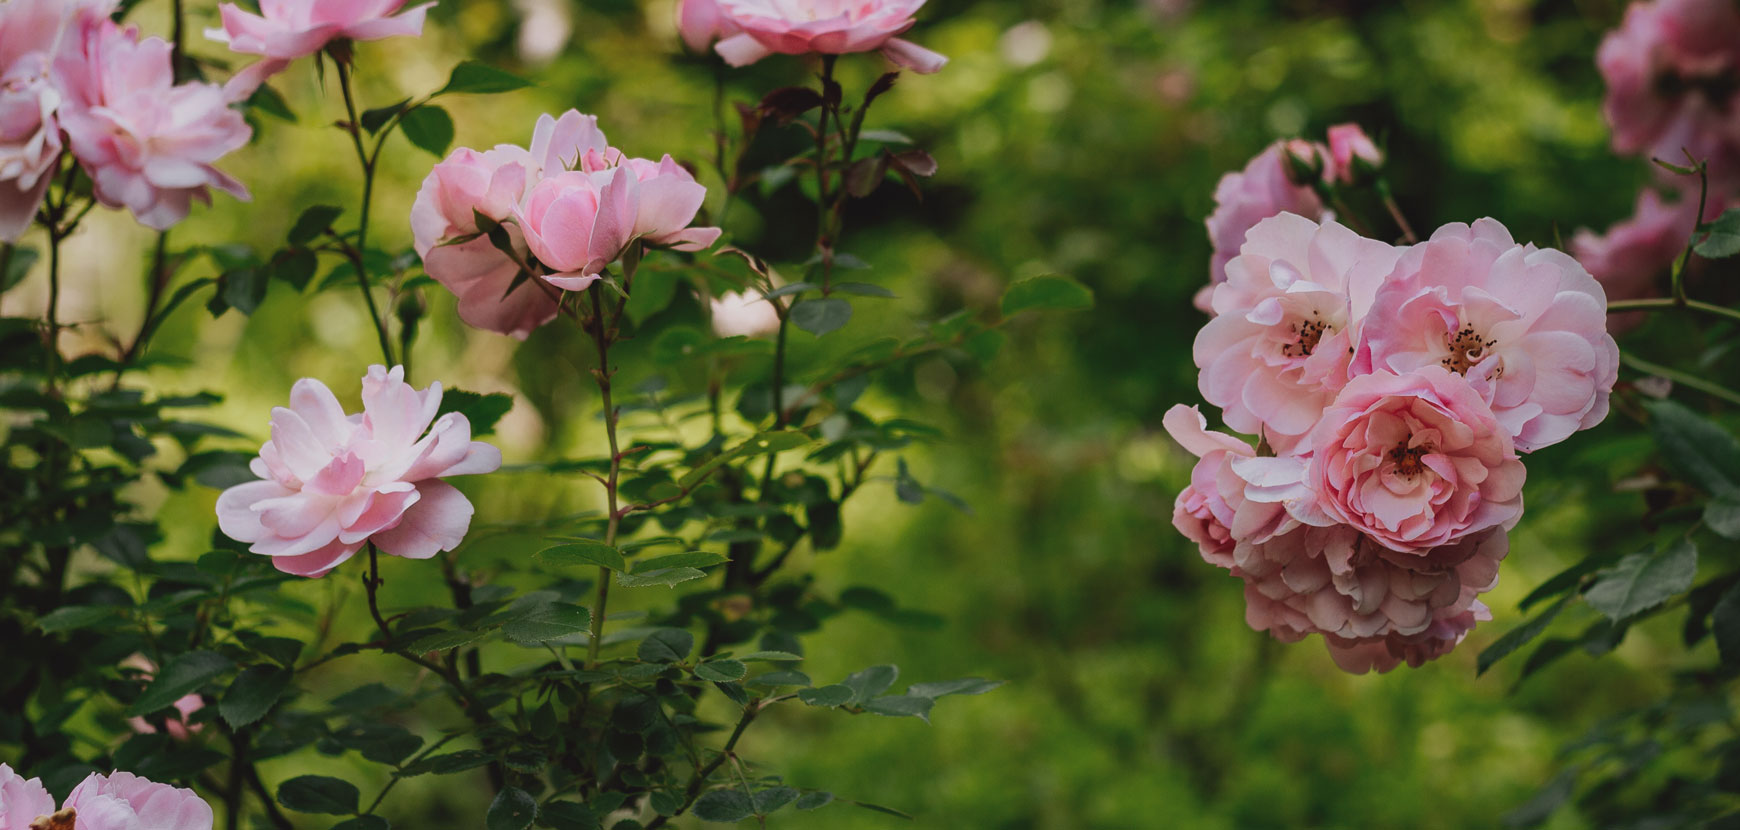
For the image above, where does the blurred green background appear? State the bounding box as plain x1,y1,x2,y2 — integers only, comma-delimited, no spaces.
7,0,1697,826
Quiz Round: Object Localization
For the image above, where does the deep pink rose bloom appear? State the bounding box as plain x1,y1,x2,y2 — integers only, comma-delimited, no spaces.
0,764,57,830
1162,404,1294,569
216,365,502,578
1357,219,1620,452
207,0,434,61
712,0,948,74
0,0,113,240
1326,123,1381,184
1279,366,1526,554
61,772,213,830
57,19,251,230
679,0,739,52
1598,0,1740,186
1202,142,1333,312
1195,213,1402,454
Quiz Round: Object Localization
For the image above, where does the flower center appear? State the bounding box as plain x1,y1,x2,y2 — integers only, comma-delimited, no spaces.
1280,311,1331,359
1388,442,1430,479
30,809,76,830
1440,325,1494,375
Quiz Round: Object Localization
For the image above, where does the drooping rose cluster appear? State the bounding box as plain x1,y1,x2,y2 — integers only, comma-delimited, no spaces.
410,110,722,339
1170,210,1618,673
0,0,252,236
216,365,501,578
678,0,947,74
0,765,212,830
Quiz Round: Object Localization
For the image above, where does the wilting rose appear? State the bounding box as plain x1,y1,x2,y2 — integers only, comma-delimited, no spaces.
207,0,434,61
710,289,781,338
1162,404,1295,570
1326,123,1381,184
1194,213,1401,454
0,763,56,830
57,19,250,230
1292,366,1525,554
1357,218,1619,452
216,366,501,578
712,0,948,74
1202,141,1332,311
1597,0,1740,187
60,771,213,830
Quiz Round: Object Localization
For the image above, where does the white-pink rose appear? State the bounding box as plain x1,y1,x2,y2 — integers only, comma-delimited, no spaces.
0,0,113,240
1202,141,1333,312
0,764,56,830
712,0,948,74
216,365,502,578
1357,218,1620,452
60,771,213,830
207,0,434,61
622,154,722,252
710,289,781,339
1194,213,1401,454
516,166,637,291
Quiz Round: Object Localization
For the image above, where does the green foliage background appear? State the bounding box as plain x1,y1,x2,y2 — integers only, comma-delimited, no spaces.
12,0,1698,826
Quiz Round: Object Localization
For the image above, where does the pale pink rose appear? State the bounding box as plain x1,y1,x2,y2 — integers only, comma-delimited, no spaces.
0,763,57,830
61,771,212,830
1162,404,1294,569
1194,213,1402,454
206,0,434,61
621,155,722,252
410,111,612,337
679,0,739,52
57,20,251,230
516,166,637,291
1326,123,1381,184
0,0,114,240
1202,142,1333,311
1290,366,1526,554
1571,189,1721,334
216,365,502,578
710,289,781,338
1357,219,1621,452
121,656,205,741
1598,0,1740,187
712,0,948,74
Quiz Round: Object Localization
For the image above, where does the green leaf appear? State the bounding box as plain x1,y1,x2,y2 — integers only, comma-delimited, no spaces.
221,264,269,315
400,750,495,777
693,790,754,822
435,389,514,437
753,787,800,814
359,99,409,134
1584,539,1698,622
795,791,834,810
1518,551,1622,612
617,567,708,588
400,105,455,157
36,605,114,633
273,248,318,291
538,802,596,830
1001,274,1092,316
2,246,38,293
1709,494,1740,540
678,431,811,489
798,684,853,707
863,695,934,722
633,551,727,572
330,817,389,830
277,776,359,815
333,722,424,766
791,298,852,336
1714,582,1740,666
1697,208,1740,259
289,205,343,246
1478,595,1571,676
487,787,538,830
245,84,296,122
1502,768,1577,828
907,678,1003,698
439,61,534,95
1647,399,1740,495
831,282,894,298
128,651,233,716
736,651,803,662
694,659,747,682
502,603,592,643
536,541,625,572
637,628,694,663
219,666,290,728
406,627,491,652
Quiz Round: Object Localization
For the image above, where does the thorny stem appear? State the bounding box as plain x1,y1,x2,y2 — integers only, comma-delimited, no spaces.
1671,156,1711,307
587,281,622,668
1376,180,1418,244
333,57,396,366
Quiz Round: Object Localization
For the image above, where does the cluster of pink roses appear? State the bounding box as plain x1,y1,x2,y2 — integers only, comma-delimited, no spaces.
0,0,251,236
1173,205,1619,672
1573,0,1740,316
0,765,212,830
678,0,947,74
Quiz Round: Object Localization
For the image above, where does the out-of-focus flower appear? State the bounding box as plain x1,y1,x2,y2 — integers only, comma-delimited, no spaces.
0,0,111,240
1358,219,1619,452
207,0,434,61
61,771,213,830
711,0,948,74
57,19,250,230
1572,189,1712,332
710,288,781,339
216,366,501,578
1326,123,1381,184
678,0,738,53
1194,213,1401,454
1202,142,1332,311
121,656,204,741
1598,0,1740,187
0,763,57,830
515,0,571,63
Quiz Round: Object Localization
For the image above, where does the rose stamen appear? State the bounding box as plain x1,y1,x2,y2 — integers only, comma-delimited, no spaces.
1280,310,1330,358
30,809,76,830
1387,442,1430,479
1440,325,1495,375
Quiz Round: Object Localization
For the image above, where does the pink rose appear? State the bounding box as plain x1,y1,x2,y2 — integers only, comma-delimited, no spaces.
1326,123,1381,184
121,656,205,741
1162,404,1294,569
207,0,434,61
0,0,112,240
1194,213,1402,454
61,771,213,830
1323,602,1490,674
712,0,948,74
216,365,502,578
1291,366,1526,554
1598,0,1740,187
0,764,56,830
710,289,781,338
679,0,739,52
1571,189,1719,334
1202,142,1333,311
57,19,251,230
517,166,637,291
1357,219,1620,452
622,155,723,252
